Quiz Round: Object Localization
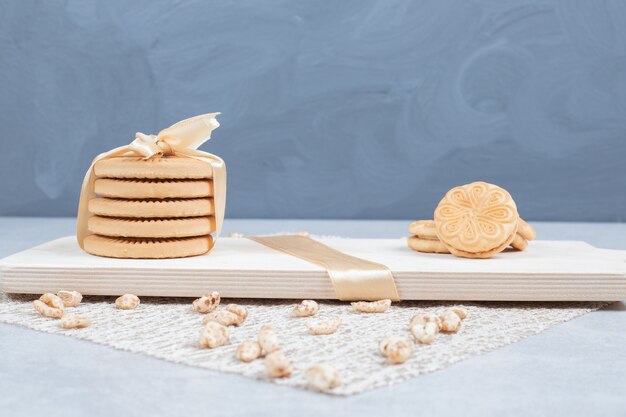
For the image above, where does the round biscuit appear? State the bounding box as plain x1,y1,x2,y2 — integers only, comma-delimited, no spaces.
88,216,216,238
95,178,213,199
509,233,528,251
84,235,213,259
434,182,519,255
407,220,437,238
517,218,536,241
94,156,213,179
89,198,214,218
407,236,450,254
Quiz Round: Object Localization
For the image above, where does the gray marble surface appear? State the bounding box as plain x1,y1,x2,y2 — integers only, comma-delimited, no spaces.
1,218,625,417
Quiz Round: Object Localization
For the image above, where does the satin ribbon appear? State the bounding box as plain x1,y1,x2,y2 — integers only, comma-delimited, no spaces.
249,235,400,301
76,113,226,249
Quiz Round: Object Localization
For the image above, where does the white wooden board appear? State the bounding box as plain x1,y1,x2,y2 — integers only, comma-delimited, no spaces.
1,236,625,301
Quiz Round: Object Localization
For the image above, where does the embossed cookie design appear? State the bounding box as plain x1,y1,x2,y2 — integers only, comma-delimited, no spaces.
434,182,519,259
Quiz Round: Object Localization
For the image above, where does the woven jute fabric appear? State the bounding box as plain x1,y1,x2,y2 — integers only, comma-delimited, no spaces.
0,293,607,395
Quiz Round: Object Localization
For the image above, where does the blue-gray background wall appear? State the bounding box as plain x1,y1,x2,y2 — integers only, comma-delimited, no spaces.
1,0,625,221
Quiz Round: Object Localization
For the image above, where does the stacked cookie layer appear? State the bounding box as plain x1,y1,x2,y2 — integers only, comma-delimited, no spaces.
84,156,216,259
408,219,535,255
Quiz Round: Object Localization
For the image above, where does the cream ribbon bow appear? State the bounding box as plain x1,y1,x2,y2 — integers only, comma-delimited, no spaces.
76,113,226,249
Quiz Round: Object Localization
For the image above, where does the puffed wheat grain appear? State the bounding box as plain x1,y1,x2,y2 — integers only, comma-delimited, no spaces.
33,293,65,318
451,307,468,319
305,364,341,392
440,309,462,332
115,294,140,310
293,300,319,317
410,321,439,344
199,321,229,348
307,316,341,335
226,304,248,325
379,336,414,365
409,312,442,330
192,291,220,313
57,290,82,307
351,299,391,313
236,340,262,362
202,310,241,327
258,325,280,355
379,336,399,355
60,314,91,329
264,351,293,378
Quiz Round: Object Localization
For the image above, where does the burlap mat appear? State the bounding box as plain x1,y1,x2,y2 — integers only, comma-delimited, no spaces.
0,293,608,395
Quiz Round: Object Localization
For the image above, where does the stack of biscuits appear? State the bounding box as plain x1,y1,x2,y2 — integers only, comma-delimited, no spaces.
407,181,536,259
83,156,216,259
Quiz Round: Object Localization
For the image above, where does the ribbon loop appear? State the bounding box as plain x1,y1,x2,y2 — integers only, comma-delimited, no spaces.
130,133,162,159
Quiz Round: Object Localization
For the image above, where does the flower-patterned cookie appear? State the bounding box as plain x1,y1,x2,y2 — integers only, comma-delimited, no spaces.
434,182,519,259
